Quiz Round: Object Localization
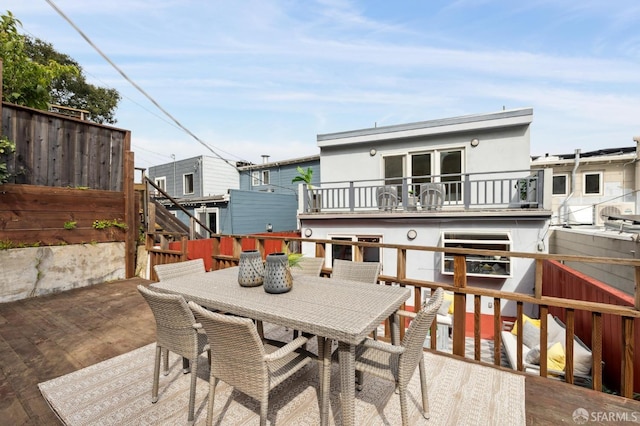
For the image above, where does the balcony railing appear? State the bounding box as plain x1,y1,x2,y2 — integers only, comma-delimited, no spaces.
300,169,544,213
148,231,640,399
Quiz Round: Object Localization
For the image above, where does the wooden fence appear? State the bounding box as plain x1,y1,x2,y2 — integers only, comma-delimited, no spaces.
0,184,131,245
2,102,129,191
1,101,137,277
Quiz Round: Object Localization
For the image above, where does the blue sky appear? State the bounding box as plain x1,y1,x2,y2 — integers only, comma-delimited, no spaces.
5,1,640,169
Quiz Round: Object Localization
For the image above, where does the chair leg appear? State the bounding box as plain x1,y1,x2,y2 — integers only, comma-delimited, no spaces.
162,348,169,376
152,345,161,403
187,357,198,425
259,399,268,426
418,357,430,419
207,377,218,426
398,386,409,426
356,370,364,391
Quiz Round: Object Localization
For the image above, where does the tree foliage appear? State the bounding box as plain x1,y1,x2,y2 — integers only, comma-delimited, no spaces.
0,11,121,124
25,37,121,124
0,11,75,110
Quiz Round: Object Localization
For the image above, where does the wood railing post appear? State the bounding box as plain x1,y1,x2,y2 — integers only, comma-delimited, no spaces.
493,297,502,366
211,236,221,270
535,259,543,299
396,248,407,341
621,316,635,398
452,255,467,356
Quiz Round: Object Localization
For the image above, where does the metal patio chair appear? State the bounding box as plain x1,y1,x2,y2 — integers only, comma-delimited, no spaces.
376,185,399,211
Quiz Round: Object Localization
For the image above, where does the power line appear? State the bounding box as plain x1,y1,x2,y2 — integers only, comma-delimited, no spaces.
44,0,243,172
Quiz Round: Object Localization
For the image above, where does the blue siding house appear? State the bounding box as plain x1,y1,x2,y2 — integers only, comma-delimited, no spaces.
148,154,319,234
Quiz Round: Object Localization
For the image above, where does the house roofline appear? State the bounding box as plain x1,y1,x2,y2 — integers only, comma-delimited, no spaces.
316,107,533,146
238,154,320,171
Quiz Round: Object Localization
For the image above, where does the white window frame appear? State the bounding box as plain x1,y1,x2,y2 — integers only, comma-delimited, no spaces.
327,234,382,268
194,206,219,236
552,174,568,196
441,231,512,278
583,171,603,196
251,171,260,186
262,170,270,185
382,147,465,201
183,173,194,195
154,176,166,195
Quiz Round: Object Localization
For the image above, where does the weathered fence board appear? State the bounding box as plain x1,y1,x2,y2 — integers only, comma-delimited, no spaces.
2,103,128,191
0,184,126,245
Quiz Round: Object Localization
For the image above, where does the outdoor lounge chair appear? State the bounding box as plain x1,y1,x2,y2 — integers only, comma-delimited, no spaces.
137,285,209,426
189,301,317,426
376,185,399,211
153,258,206,281
350,287,443,425
419,182,444,210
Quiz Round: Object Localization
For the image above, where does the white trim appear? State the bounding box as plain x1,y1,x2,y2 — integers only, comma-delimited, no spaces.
583,171,603,196
551,173,568,196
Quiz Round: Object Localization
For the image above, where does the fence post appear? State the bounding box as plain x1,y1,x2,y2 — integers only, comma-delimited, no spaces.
452,255,467,356
463,174,471,208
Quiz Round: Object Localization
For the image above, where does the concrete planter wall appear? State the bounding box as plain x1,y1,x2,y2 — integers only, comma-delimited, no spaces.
0,243,125,303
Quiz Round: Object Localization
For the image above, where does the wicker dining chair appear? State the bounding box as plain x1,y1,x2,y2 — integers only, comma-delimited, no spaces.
332,259,382,338
292,256,324,277
153,258,206,281
331,259,381,284
137,285,209,425
351,287,443,425
188,301,317,426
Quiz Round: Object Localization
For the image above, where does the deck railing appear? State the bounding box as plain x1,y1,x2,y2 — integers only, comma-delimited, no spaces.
301,169,544,213
148,231,640,398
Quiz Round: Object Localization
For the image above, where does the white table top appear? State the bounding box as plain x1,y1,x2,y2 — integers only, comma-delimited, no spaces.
150,266,410,345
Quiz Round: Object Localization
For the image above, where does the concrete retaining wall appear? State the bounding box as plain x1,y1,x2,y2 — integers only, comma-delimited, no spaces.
0,243,126,303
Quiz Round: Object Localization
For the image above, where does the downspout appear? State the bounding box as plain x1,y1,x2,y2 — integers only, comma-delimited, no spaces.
622,139,639,204
560,149,580,226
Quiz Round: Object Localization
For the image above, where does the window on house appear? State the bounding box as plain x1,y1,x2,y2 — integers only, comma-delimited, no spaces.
329,236,381,266
251,171,260,186
441,232,511,278
183,173,194,194
552,175,568,196
154,177,166,195
584,172,602,195
262,170,270,185
440,150,462,201
383,149,463,201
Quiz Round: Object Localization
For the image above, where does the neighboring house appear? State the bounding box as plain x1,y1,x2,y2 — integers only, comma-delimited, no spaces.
239,154,320,194
238,154,320,231
148,154,313,234
531,145,639,226
148,155,239,235
297,108,553,317
531,142,640,296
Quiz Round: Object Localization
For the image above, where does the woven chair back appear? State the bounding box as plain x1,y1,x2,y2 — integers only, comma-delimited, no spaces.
137,285,200,358
189,303,268,399
331,259,381,284
154,259,206,281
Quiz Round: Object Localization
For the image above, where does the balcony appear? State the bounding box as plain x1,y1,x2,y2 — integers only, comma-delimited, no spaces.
299,169,546,215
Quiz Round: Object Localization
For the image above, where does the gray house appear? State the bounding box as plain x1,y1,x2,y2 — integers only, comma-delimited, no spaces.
148,154,319,234
239,155,320,194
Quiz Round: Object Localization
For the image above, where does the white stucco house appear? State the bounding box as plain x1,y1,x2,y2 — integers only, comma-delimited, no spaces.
298,108,552,317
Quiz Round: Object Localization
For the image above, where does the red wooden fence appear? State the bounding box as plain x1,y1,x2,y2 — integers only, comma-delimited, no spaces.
543,259,640,393
169,231,300,271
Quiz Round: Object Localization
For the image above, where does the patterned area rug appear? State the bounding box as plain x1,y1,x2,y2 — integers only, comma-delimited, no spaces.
39,326,525,425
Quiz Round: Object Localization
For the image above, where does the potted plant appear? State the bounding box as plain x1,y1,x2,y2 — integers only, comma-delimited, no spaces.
292,166,321,212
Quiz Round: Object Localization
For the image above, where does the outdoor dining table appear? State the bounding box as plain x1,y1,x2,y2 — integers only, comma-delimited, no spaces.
150,265,411,426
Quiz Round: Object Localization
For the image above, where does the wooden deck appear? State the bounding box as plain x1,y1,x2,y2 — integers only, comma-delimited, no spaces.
1,278,639,425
